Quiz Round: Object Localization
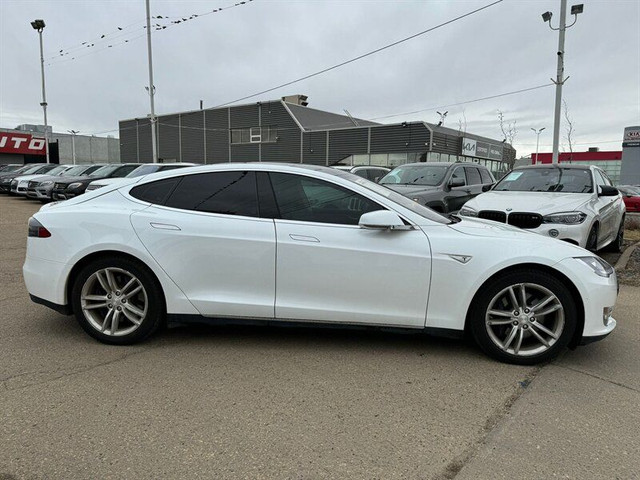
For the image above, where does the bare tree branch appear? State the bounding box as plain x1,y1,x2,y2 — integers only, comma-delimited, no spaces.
497,109,517,145
563,100,575,160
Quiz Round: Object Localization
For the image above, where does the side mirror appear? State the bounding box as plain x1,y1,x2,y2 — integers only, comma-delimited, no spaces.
359,210,410,230
598,185,619,197
482,184,494,192
449,178,465,189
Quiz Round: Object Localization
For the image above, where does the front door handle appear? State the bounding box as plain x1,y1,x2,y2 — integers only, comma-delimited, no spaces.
289,234,320,243
150,222,181,231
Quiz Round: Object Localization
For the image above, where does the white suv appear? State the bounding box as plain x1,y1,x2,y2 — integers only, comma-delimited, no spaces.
459,165,625,252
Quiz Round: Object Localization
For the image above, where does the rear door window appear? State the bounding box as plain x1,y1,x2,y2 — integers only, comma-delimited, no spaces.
464,167,482,185
479,168,494,184
130,178,181,205
164,171,259,217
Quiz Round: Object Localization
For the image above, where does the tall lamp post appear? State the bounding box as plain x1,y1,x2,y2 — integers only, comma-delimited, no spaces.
531,127,545,164
67,130,79,164
145,0,158,163
541,1,583,164
31,19,49,164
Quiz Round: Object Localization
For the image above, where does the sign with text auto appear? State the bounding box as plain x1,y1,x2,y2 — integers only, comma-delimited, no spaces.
0,132,46,156
461,137,503,161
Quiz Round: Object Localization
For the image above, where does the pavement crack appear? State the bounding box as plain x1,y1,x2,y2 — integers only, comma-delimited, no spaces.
553,363,640,393
0,347,154,393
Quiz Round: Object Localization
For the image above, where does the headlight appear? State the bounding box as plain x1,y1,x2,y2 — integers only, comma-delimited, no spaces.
575,256,615,278
67,182,84,189
543,211,587,224
39,181,52,186
459,206,478,217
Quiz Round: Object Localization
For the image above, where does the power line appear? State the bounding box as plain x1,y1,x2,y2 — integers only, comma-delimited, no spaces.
213,0,504,108
370,83,555,120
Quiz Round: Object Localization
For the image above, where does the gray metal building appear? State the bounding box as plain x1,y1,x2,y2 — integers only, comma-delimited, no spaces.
118,96,516,177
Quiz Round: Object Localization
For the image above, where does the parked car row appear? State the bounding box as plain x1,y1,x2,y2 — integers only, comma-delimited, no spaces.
0,162,196,203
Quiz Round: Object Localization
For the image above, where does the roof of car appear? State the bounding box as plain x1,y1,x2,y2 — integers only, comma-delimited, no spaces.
515,164,592,170
400,162,485,168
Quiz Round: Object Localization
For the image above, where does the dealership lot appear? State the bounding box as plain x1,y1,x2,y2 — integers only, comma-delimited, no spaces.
1,195,639,479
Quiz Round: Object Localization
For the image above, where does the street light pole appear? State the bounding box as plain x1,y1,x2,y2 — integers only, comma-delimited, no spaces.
68,130,79,164
145,0,158,163
531,127,545,164
542,2,583,164
31,19,49,164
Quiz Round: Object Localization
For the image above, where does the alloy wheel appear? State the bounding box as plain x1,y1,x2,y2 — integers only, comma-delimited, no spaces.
80,267,148,336
485,283,565,357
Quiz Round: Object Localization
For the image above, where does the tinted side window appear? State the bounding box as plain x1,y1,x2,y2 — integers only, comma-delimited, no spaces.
164,171,258,217
353,169,368,179
269,173,383,225
130,178,181,205
367,169,388,182
479,168,494,184
451,167,467,186
113,165,139,178
465,167,482,185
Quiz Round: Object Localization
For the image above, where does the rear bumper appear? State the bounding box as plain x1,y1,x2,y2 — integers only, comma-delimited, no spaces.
29,294,72,315
23,254,70,309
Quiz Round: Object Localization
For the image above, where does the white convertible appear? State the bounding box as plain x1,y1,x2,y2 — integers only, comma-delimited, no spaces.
23,164,617,364
459,164,626,252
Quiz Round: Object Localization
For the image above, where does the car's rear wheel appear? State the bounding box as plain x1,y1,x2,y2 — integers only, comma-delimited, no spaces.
71,257,164,345
469,270,577,365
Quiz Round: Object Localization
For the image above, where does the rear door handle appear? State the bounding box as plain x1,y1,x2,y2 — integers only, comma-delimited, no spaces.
289,234,320,243
150,222,181,231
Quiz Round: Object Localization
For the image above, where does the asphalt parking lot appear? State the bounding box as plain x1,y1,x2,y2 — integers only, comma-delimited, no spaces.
1,194,638,479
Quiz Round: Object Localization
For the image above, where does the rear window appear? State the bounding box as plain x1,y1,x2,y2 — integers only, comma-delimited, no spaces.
130,178,181,205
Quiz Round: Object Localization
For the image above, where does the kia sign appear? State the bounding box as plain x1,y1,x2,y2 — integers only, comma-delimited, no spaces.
622,127,640,148
462,137,503,161
0,132,46,156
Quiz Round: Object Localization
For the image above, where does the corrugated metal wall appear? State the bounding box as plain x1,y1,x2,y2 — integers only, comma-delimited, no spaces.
136,118,154,163
205,109,229,163
328,128,368,164
261,102,300,163
302,131,327,165
370,124,430,152
158,114,180,161
119,120,137,162
431,131,461,156
180,111,205,163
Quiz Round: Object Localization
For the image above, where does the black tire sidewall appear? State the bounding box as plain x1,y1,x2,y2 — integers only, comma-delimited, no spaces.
469,270,577,365
71,257,165,345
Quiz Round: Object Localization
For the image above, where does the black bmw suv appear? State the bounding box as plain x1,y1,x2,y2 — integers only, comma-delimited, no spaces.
379,162,495,214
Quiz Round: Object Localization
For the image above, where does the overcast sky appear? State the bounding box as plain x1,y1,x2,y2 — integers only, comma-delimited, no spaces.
1,0,638,157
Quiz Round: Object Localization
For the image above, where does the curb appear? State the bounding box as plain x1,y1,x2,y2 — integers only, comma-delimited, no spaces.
614,240,640,271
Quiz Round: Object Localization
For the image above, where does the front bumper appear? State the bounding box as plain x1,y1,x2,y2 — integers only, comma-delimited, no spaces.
28,185,54,200
527,222,590,248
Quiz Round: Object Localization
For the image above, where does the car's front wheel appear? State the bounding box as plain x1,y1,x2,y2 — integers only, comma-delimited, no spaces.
71,257,165,345
469,269,577,365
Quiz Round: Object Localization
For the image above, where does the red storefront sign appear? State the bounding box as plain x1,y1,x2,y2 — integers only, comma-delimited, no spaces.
0,132,46,156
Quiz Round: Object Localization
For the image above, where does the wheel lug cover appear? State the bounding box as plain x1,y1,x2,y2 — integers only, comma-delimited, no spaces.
523,325,528,329
122,299,127,303
116,291,121,296
514,311,519,316
524,309,529,313
117,306,122,311
108,304,113,309
513,321,518,326
107,294,112,299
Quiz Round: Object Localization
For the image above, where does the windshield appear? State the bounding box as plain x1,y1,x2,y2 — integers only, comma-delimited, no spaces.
126,165,159,178
379,165,448,186
619,186,640,195
89,165,120,177
494,168,593,193
19,165,46,175
63,165,91,176
1,165,22,172
326,168,449,224
47,166,68,176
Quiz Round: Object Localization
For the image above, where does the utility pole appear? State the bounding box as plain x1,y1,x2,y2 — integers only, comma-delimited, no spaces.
542,2,583,164
145,0,158,163
68,130,79,164
531,127,545,164
31,19,49,163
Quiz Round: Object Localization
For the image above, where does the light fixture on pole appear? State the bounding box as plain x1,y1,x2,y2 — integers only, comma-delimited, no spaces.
67,130,79,165
541,1,583,164
31,19,50,164
437,111,448,127
531,127,546,164
145,0,158,163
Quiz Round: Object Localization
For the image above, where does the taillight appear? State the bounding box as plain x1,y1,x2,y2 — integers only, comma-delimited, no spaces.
28,217,51,238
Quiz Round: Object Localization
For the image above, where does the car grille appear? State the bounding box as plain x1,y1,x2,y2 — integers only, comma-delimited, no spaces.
28,180,39,188
54,182,66,189
478,210,543,229
507,212,543,229
478,210,507,223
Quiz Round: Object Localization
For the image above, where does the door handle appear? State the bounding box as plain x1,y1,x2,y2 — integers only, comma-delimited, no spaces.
150,222,181,231
289,234,320,243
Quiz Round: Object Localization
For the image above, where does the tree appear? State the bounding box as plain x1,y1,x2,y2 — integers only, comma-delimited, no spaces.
497,110,517,145
563,100,575,161
458,108,467,135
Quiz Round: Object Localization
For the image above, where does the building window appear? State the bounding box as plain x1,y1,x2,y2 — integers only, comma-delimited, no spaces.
230,126,277,144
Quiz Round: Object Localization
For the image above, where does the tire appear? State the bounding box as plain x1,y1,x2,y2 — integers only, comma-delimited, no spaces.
603,219,624,253
71,256,165,345
586,224,598,252
468,269,577,365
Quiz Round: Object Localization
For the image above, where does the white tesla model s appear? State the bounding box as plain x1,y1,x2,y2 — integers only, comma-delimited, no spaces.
23,164,617,364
